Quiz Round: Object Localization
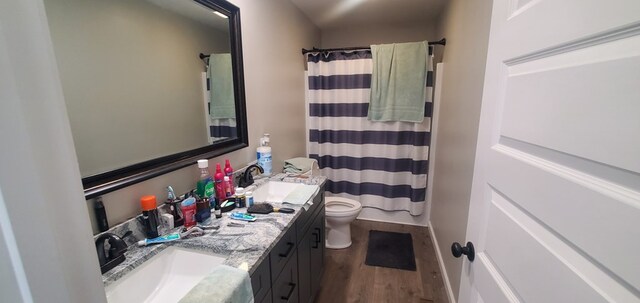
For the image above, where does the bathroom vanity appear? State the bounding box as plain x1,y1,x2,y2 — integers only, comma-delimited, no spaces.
99,174,326,303
250,180,326,303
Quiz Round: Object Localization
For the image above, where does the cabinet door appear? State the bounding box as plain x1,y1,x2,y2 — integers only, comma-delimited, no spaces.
297,227,313,303
260,290,273,303
272,251,299,303
309,209,325,297
250,256,271,302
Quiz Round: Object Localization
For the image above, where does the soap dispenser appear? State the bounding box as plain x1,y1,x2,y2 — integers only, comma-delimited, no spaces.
257,133,272,176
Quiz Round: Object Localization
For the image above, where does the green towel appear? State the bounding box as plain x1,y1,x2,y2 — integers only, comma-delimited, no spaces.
179,265,253,303
368,41,427,123
208,53,236,119
283,157,317,174
283,185,319,206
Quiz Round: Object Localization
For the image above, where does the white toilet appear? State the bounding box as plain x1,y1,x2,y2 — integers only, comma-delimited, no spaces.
324,197,362,249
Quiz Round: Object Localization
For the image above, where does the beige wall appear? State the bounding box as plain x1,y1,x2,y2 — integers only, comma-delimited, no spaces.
429,0,493,300
45,0,231,177
321,23,438,48
82,0,320,233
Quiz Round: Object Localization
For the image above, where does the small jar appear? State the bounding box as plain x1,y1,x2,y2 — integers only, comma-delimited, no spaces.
245,191,254,207
181,197,197,228
235,187,246,208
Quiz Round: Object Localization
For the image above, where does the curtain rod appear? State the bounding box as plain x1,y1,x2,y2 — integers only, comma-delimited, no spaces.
301,38,446,55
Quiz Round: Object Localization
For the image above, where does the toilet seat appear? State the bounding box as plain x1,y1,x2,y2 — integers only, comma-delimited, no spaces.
325,197,362,218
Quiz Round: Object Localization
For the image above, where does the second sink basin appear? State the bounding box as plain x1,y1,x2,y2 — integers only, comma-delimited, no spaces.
252,181,304,203
105,247,225,303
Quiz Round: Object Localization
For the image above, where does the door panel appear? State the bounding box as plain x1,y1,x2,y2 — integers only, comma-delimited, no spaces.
472,254,516,303
483,190,608,302
502,0,640,60
461,0,640,302
500,38,640,172
489,146,640,288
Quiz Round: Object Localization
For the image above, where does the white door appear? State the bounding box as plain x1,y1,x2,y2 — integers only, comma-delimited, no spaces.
458,0,640,302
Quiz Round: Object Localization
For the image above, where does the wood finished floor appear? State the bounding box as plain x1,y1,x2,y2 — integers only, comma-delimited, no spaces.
316,220,448,303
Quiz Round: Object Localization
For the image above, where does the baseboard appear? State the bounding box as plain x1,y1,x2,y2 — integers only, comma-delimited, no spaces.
357,216,426,227
428,220,456,303
357,207,429,227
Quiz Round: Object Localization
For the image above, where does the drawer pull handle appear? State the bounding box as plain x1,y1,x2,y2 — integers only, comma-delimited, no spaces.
312,232,319,248
313,227,323,248
279,242,294,258
281,282,296,300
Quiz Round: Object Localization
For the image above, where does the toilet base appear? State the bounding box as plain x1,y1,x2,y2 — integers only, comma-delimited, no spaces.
325,222,354,249
326,240,352,249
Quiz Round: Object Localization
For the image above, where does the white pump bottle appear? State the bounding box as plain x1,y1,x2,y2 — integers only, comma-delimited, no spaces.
257,133,272,175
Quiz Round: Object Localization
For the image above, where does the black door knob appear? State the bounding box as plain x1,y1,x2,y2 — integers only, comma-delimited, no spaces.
451,241,475,262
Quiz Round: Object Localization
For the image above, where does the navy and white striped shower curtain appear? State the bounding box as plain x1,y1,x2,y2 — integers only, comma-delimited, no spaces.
306,49,433,215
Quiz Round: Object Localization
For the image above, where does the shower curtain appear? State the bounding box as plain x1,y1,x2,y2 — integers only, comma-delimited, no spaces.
306,48,433,216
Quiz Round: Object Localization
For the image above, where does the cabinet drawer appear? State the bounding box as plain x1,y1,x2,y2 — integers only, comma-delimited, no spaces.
251,256,271,302
270,225,297,281
272,251,299,303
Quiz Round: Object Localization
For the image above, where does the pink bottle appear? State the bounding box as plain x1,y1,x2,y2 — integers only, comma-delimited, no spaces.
224,159,235,195
214,163,226,201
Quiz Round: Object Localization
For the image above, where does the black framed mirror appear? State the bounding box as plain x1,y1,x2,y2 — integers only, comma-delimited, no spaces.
44,0,247,199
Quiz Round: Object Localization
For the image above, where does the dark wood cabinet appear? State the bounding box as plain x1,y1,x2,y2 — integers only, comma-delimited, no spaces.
298,205,325,303
297,230,312,303
260,290,273,303
272,252,299,302
270,226,297,282
250,186,325,303
308,210,325,299
251,255,272,302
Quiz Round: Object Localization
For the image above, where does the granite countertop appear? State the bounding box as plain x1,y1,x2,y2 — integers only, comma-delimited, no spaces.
100,173,326,287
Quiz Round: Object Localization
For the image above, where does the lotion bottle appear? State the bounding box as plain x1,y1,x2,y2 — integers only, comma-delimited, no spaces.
257,133,272,175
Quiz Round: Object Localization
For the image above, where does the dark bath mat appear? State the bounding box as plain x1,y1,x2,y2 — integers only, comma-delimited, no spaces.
365,230,416,271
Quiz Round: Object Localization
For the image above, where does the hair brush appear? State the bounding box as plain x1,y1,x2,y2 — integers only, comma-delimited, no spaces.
247,203,295,214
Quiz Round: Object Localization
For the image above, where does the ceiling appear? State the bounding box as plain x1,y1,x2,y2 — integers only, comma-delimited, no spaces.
289,0,448,30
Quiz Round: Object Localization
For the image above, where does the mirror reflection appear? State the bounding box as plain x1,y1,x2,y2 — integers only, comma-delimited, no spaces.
45,0,238,178
201,51,237,144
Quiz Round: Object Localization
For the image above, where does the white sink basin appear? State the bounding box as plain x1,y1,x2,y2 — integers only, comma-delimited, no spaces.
105,247,225,303
252,181,304,203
